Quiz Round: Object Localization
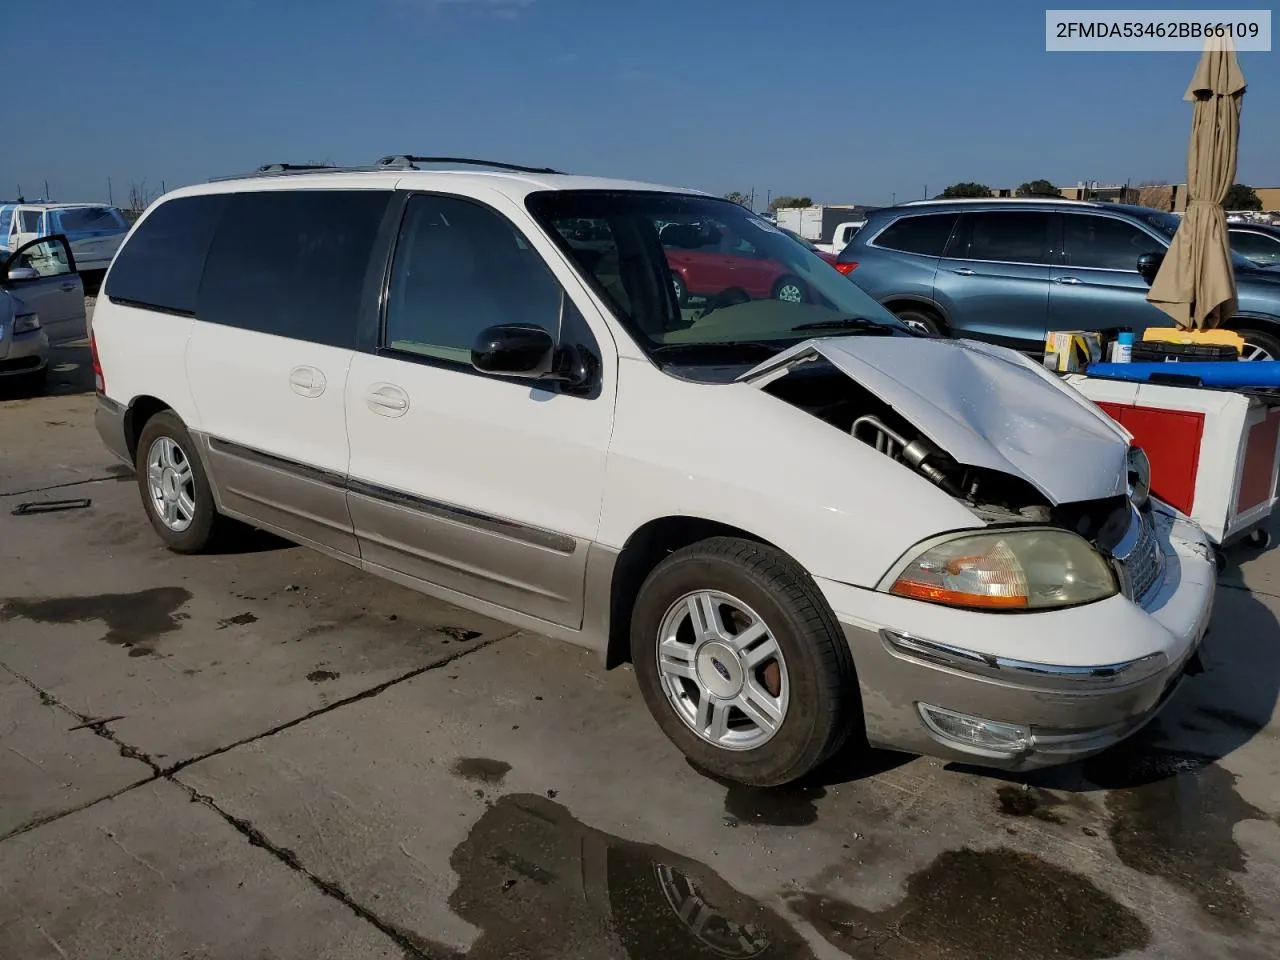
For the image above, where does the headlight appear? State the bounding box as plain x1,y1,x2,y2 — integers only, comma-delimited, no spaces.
884,529,1118,611
1127,446,1151,508
13,312,40,334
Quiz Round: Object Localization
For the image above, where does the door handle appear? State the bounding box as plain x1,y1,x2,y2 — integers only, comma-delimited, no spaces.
951,268,975,276
1052,276,1081,285
288,365,327,399
60,282,77,292
366,383,410,417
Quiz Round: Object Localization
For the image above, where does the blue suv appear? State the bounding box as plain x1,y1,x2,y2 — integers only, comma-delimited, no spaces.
838,198,1280,360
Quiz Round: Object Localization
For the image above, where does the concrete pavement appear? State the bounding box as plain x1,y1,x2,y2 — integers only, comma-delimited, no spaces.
2,359,1279,959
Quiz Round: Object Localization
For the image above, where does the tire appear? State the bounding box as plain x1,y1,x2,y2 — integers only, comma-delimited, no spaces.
630,537,861,786
1236,326,1280,362
771,275,808,304
891,305,944,336
671,274,687,307
134,410,225,553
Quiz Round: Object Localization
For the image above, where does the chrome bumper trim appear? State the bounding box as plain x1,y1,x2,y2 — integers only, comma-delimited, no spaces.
880,630,1168,691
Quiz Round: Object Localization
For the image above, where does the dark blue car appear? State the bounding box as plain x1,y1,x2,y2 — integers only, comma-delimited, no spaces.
838,199,1280,360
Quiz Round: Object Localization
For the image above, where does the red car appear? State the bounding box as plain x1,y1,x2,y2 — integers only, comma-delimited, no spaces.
661,221,812,305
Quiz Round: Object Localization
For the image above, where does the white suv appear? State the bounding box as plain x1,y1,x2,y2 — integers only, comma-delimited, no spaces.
92,156,1215,786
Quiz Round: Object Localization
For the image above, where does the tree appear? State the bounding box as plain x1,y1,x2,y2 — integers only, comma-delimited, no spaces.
127,179,156,216
1016,179,1059,198
723,191,751,207
1224,183,1262,212
936,182,992,199
768,195,813,211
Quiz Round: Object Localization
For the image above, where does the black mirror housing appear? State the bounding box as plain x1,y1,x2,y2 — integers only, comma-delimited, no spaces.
1136,252,1164,286
471,323,594,391
472,323,556,378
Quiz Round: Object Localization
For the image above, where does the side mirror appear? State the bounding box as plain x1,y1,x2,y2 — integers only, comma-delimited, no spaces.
471,323,594,390
1136,252,1164,286
6,266,41,282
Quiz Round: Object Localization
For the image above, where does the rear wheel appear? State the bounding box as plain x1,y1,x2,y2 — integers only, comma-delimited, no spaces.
630,537,861,786
135,410,226,553
890,305,944,336
1236,327,1280,361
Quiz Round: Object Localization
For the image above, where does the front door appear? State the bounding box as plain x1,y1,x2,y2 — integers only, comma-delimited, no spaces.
2,235,84,342
345,192,616,629
1050,212,1172,337
933,210,1054,349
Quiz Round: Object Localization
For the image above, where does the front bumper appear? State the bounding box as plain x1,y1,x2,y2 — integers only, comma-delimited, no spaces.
819,509,1215,770
0,330,49,377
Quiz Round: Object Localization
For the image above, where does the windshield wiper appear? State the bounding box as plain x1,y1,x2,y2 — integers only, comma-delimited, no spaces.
790,316,896,334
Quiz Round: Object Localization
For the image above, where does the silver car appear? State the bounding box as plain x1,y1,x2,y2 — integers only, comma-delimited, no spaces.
1,235,86,391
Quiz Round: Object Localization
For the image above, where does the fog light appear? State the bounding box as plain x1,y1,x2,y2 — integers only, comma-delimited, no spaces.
917,703,1032,757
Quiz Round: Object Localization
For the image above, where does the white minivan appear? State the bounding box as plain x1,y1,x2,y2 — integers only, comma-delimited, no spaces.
92,157,1215,786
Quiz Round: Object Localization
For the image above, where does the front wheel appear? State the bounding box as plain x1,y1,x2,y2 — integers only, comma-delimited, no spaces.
135,410,227,553
630,537,861,786
771,276,808,304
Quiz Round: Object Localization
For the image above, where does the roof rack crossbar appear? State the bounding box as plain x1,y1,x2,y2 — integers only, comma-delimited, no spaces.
375,155,564,175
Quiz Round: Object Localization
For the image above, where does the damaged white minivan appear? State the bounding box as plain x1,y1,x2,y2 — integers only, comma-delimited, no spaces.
92,159,1216,786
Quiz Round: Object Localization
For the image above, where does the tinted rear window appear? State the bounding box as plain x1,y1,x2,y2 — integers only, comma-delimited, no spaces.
871,213,957,257
104,195,227,314
197,189,390,348
55,206,127,233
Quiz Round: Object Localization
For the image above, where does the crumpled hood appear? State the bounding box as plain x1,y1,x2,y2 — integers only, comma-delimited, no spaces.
740,335,1131,505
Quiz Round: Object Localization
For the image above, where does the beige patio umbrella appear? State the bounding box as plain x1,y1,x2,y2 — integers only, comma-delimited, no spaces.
1146,40,1247,329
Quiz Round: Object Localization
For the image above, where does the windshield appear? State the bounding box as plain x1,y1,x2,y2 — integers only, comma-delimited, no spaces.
55,206,127,233
1138,208,1258,271
526,191,906,361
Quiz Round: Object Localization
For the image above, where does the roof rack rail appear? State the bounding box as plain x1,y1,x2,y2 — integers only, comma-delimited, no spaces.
898,197,1098,207
375,155,565,175
208,163,385,182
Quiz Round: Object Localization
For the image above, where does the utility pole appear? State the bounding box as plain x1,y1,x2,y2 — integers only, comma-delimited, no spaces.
924,184,928,199
750,186,755,211
108,177,113,205
891,192,896,206
766,189,772,209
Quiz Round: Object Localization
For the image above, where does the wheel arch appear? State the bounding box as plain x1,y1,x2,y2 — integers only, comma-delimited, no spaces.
881,295,949,327
123,395,175,463
604,515,784,669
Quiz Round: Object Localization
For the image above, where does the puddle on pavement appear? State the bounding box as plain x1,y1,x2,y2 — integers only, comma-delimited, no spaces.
306,669,340,683
217,612,258,629
686,760,826,827
1083,737,1267,927
994,785,1066,824
788,848,1150,959
0,586,192,655
451,758,511,786
445,793,815,958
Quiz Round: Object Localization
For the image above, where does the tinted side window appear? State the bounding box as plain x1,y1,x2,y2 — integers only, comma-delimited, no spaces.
198,190,390,348
0,208,12,238
104,194,226,314
384,195,566,365
19,210,42,232
957,212,1052,264
873,214,957,256
1231,230,1280,260
1063,215,1156,271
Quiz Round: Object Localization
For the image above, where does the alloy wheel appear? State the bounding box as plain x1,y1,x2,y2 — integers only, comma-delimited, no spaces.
655,590,789,751
146,436,196,533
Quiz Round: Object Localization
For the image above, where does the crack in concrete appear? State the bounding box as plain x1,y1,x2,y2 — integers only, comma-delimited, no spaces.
178,783,454,959
161,630,516,777
0,632,516,954
0,471,132,500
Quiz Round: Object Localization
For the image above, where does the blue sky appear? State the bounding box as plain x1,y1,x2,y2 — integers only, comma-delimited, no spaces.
6,0,1277,206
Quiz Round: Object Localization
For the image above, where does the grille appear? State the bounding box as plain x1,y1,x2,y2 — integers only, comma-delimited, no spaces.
1118,510,1165,603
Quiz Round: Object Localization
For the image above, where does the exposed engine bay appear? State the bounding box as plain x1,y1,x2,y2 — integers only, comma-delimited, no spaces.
761,359,1133,550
